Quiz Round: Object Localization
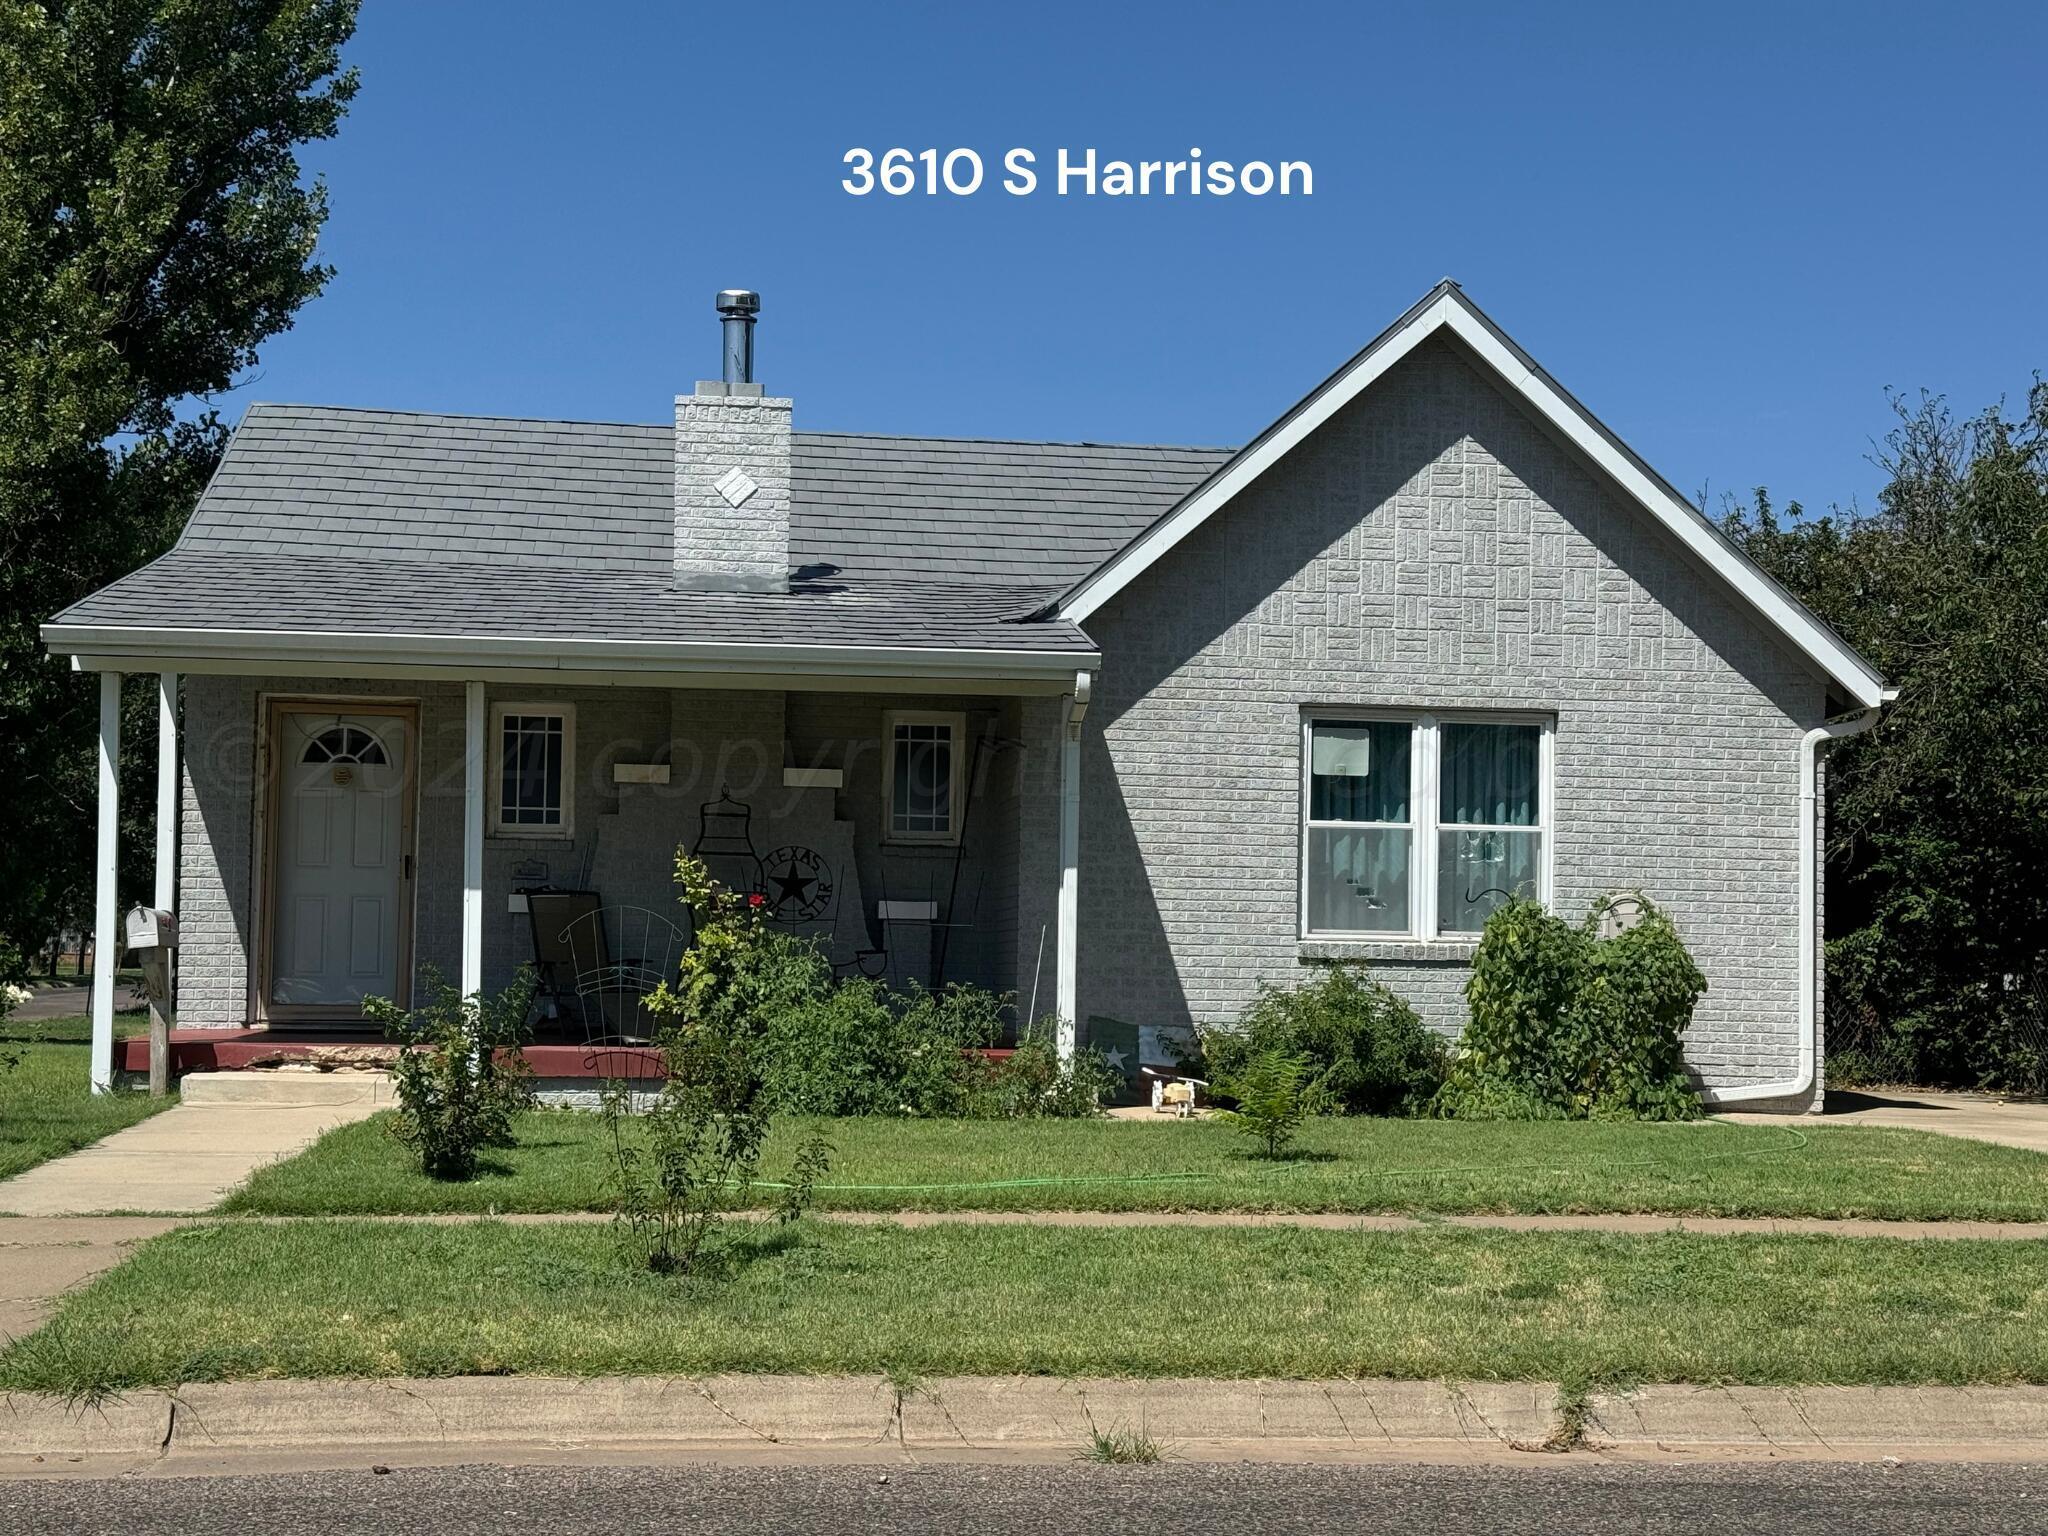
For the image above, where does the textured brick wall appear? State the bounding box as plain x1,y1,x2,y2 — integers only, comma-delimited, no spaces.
673,388,791,591
1078,337,1830,1104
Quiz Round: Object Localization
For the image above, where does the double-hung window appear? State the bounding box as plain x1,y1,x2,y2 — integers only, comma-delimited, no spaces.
491,702,574,838
1302,713,1551,939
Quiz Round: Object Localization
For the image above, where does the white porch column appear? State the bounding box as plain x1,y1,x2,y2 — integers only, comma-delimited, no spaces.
149,672,179,1096
90,671,121,1094
461,680,485,998
1054,671,1093,1063
153,673,178,913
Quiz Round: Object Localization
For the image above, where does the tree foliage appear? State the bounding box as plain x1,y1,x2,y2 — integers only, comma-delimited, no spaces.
0,0,359,959
1724,385,2048,1091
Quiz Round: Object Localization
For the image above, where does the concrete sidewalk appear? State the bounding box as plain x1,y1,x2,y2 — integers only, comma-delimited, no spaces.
0,1080,383,1218
5,1374,2046,1474
0,1217,184,1341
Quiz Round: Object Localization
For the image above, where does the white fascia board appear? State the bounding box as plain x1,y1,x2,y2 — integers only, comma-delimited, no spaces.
1058,288,1885,709
44,622,1098,691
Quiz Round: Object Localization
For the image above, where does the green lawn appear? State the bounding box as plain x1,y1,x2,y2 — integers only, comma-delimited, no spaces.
0,1013,167,1183
6,1218,2046,1392
220,1109,2048,1221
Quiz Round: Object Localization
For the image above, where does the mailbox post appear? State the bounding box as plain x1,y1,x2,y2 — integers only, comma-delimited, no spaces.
124,906,176,1097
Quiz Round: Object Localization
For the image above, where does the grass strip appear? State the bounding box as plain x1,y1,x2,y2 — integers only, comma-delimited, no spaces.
0,1016,168,1182
220,1110,2048,1222
5,1219,2046,1394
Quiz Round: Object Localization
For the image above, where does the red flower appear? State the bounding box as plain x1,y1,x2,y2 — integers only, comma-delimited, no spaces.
747,893,766,908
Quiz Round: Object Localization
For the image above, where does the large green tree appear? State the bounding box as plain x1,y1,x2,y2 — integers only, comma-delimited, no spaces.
1725,384,2048,1091
0,0,358,966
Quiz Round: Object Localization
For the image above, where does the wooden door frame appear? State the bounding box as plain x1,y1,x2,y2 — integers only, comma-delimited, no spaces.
253,696,420,1026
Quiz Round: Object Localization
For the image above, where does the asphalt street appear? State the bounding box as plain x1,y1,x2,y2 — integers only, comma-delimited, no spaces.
5,1459,2047,1535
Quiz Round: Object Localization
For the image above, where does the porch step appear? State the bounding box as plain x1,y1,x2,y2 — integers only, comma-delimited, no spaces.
178,1071,395,1108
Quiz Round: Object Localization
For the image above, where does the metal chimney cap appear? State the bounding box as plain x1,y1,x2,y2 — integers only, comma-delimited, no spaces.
715,289,760,317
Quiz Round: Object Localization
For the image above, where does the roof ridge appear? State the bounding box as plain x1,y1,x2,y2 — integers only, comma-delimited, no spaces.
241,401,668,431
236,402,1236,456
796,429,1237,454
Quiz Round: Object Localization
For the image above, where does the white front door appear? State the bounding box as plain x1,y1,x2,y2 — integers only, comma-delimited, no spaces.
268,708,414,1011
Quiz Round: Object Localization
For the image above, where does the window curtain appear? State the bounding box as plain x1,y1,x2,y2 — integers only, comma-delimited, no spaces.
1309,721,1410,822
1439,723,1538,826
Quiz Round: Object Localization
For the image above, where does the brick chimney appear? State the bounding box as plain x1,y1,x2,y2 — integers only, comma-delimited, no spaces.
674,290,790,592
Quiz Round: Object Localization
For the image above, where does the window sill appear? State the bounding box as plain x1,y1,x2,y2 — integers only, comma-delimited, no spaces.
1298,937,1480,964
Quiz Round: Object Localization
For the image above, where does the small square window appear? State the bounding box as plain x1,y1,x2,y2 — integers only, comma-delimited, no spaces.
884,711,964,843
491,704,574,838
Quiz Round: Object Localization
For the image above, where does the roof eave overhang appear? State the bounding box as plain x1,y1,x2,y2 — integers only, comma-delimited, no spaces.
1053,283,1887,710
41,623,1100,697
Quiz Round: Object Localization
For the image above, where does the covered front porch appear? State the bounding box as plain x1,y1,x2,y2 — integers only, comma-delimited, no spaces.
62,635,1095,1093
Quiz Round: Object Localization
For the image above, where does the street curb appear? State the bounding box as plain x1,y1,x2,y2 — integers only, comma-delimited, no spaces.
5,1377,2047,1466
1585,1384,2048,1452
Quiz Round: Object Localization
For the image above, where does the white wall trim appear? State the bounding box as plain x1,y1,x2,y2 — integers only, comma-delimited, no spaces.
1057,284,1885,709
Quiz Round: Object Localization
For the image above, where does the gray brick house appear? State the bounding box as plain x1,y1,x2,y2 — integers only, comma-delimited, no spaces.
45,282,1888,1111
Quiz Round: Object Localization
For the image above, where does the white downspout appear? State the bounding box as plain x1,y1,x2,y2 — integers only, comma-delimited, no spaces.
1054,669,1093,1063
1703,688,1896,1108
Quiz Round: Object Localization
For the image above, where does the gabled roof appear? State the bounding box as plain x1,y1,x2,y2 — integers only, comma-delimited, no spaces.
173,403,1230,591
1051,280,1887,710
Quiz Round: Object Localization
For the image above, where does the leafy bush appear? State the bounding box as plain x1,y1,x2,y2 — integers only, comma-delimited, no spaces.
747,939,1110,1120
605,853,829,1275
761,961,1007,1117
1432,896,1705,1121
1213,1048,1310,1157
1197,965,1446,1116
971,1025,1122,1119
369,966,536,1180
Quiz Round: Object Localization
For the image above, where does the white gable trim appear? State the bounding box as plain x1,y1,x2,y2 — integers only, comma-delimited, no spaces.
1057,286,1885,709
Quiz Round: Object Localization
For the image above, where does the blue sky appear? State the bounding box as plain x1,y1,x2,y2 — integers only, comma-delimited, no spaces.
245,0,2046,517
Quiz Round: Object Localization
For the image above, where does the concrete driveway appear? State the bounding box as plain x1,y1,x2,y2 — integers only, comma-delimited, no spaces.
1724,1089,2048,1154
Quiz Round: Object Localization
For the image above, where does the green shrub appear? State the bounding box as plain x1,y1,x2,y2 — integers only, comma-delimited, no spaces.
1213,1048,1311,1158
1198,965,1446,1116
971,1024,1121,1119
369,966,536,1180
1433,895,1705,1121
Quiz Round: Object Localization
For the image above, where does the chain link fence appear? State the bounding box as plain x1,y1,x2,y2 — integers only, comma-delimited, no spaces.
1826,957,2048,1098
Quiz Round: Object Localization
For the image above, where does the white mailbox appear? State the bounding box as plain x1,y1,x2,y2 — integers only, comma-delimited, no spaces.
124,905,177,954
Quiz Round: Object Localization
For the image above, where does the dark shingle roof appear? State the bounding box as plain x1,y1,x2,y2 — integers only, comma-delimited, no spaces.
50,402,1230,659
56,550,1096,654
174,404,1232,590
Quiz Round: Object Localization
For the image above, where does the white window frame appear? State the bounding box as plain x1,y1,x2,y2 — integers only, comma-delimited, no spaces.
490,701,575,840
1300,710,1554,941
882,709,966,846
